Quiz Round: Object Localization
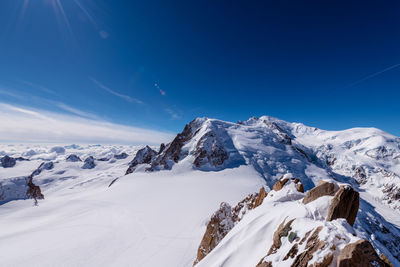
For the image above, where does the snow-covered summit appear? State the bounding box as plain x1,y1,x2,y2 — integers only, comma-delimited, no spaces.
126,116,400,210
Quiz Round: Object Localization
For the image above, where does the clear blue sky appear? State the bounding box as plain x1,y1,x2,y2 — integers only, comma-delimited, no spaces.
0,0,399,139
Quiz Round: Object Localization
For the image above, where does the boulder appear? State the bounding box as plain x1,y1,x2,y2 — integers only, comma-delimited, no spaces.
1,155,16,168
302,181,336,204
273,177,289,191
326,185,359,226
66,154,82,162
337,239,391,267
82,156,96,169
273,176,304,193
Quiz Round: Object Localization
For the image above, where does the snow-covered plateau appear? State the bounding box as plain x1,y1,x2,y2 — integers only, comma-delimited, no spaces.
0,116,399,267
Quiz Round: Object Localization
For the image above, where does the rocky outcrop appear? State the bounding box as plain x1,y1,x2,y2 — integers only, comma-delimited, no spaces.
232,187,268,222
193,132,228,168
82,156,96,169
326,185,359,226
126,146,157,174
114,152,128,160
267,218,295,255
337,239,391,267
1,155,16,168
382,183,400,204
26,175,44,205
353,166,367,184
152,120,201,170
291,226,329,267
66,154,82,162
32,162,54,176
302,181,336,204
194,187,268,265
273,176,304,193
258,225,334,267
194,202,234,265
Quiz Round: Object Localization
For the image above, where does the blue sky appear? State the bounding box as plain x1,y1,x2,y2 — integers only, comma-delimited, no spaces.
0,0,399,143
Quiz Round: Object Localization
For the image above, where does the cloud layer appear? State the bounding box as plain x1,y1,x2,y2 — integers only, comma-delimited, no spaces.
0,103,173,145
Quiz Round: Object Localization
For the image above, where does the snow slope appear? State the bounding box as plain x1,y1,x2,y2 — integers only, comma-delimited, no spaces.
0,116,400,266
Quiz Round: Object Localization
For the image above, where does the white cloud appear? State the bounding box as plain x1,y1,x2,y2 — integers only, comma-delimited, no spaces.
0,103,173,145
90,77,143,104
164,108,182,120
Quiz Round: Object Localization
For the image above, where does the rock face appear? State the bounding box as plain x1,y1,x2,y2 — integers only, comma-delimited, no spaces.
193,131,228,168
257,225,334,267
1,155,16,168
26,175,44,205
66,154,82,162
194,187,268,265
32,162,54,176
337,239,391,267
291,226,330,267
114,152,128,160
194,202,234,265
126,146,157,175
302,181,336,204
82,156,96,169
267,218,295,255
326,185,359,226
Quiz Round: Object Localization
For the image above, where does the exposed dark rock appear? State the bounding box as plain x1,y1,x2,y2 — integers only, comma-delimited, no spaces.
1,155,16,168
159,143,166,154
382,183,400,202
97,157,110,161
302,181,336,204
126,146,157,175
66,154,82,162
337,239,391,267
353,166,367,184
256,260,273,267
26,175,44,205
267,218,295,255
114,152,128,159
273,177,289,191
283,243,299,260
232,187,268,222
151,119,203,170
193,132,229,168
291,226,327,267
273,177,304,193
32,161,54,176
194,187,267,265
326,185,359,226
15,157,29,161
194,202,234,265
82,156,96,169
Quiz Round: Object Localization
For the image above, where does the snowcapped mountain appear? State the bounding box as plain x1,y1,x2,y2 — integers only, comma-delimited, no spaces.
0,116,399,266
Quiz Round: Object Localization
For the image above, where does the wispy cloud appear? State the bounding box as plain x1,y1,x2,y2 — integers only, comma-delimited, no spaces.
164,108,182,120
0,102,173,144
55,102,100,120
20,80,56,95
346,63,400,88
90,77,143,104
